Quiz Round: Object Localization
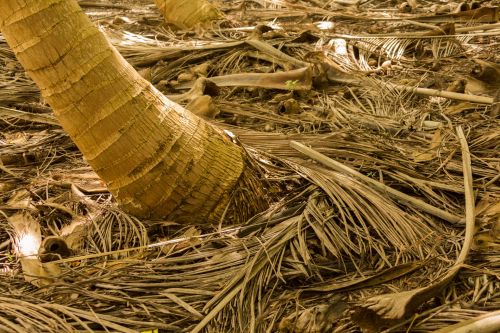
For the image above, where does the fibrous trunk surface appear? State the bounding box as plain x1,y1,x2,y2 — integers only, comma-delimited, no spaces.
0,0,261,223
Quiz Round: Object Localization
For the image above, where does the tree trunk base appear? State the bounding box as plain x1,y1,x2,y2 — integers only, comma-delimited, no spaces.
209,157,269,225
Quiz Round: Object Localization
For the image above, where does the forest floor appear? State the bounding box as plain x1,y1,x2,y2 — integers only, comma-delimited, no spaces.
0,0,499,332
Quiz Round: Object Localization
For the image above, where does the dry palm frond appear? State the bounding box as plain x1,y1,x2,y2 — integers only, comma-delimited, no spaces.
187,145,453,331
295,165,441,260
317,32,479,73
351,126,477,330
86,208,149,254
0,294,175,332
0,36,40,105
0,106,58,126
431,309,500,333
291,141,463,224
0,74,40,106
199,161,448,332
105,27,244,68
225,123,499,234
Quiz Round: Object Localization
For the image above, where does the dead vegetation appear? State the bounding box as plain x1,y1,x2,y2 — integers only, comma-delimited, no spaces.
0,0,499,332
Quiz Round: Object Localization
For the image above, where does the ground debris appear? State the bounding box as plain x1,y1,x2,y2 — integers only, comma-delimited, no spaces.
0,0,499,332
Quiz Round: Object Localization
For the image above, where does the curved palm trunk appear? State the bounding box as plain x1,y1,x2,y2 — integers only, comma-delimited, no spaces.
154,0,222,29
0,0,265,223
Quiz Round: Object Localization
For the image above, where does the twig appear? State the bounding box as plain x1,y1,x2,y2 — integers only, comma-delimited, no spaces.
387,84,494,104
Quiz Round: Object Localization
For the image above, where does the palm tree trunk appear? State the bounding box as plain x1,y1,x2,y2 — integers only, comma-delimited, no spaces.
0,0,266,223
154,0,222,29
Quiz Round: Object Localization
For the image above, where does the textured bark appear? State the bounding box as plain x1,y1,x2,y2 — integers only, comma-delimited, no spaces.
0,0,265,223
154,0,222,29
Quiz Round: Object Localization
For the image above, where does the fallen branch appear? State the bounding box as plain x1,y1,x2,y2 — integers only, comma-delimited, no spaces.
387,83,494,104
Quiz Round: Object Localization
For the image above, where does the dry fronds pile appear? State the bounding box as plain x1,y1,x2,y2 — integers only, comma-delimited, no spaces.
0,0,499,332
